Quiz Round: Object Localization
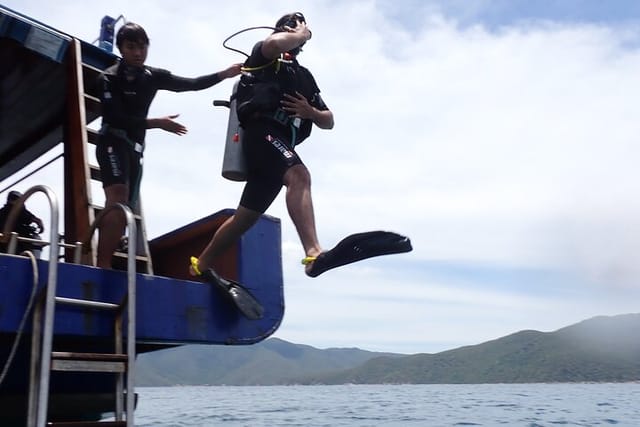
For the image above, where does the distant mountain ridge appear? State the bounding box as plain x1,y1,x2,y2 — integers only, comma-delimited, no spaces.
136,337,401,386
136,313,640,385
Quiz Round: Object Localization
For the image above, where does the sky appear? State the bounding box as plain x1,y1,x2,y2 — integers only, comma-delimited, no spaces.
2,0,640,354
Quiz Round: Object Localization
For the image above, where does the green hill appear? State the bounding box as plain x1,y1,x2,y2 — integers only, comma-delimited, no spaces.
136,313,640,385
306,313,640,384
136,338,401,386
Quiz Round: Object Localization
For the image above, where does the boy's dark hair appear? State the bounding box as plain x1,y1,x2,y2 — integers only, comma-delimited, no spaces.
115,22,149,49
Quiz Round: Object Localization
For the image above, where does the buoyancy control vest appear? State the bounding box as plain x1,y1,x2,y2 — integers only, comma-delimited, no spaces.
236,43,322,145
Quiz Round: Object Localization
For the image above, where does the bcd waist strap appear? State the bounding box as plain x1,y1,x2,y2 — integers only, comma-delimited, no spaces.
270,108,301,129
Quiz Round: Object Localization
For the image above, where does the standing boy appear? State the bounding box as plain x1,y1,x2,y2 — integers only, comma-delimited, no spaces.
96,22,241,268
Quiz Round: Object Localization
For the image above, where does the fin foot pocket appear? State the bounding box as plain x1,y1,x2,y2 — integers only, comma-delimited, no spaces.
304,231,412,277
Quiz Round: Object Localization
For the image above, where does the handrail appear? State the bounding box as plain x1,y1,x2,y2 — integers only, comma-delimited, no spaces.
83,202,137,270
1,184,61,267
8,190,138,425
16,192,137,426
83,203,137,425
0,250,39,386
9,185,61,427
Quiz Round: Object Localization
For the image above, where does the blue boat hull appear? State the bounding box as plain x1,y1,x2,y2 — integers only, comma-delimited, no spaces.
0,210,285,422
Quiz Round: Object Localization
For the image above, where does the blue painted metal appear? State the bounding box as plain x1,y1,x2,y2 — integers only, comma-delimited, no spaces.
0,212,285,422
0,5,117,69
98,15,116,52
0,5,70,62
0,212,284,347
79,37,118,70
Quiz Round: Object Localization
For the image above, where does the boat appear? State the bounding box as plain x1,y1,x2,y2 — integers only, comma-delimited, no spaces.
0,5,285,426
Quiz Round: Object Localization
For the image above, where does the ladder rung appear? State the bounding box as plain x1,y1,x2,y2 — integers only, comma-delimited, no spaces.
89,164,101,181
51,352,128,373
81,63,103,99
87,127,99,145
113,251,150,262
51,360,126,372
54,296,120,311
48,422,126,427
52,352,128,362
81,62,103,80
84,93,101,115
81,61,103,72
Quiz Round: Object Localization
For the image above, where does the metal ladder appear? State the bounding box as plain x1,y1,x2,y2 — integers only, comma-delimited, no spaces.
26,187,137,427
65,37,153,274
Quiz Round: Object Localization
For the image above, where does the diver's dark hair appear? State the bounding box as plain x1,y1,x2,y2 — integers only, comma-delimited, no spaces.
274,12,306,32
273,12,308,56
116,22,149,49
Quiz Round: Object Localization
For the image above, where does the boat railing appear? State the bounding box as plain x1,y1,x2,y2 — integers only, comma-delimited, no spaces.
1,185,62,260
1,231,84,263
5,185,61,427
0,186,83,263
4,185,138,427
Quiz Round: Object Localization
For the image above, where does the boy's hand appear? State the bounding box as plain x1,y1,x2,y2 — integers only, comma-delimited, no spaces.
221,63,243,79
148,114,187,135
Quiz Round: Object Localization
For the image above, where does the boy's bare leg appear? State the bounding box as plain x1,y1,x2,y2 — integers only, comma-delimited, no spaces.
97,184,128,269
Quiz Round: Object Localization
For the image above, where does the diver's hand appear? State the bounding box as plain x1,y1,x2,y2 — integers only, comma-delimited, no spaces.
281,92,314,119
285,20,311,41
281,92,334,129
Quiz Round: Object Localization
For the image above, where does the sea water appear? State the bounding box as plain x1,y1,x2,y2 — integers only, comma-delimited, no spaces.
127,383,639,426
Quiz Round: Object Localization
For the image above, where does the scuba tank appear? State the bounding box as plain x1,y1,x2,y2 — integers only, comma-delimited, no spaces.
214,81,247,182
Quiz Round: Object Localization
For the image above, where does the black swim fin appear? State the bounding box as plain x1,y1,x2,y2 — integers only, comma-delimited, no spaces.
304,231,412,278
201,268,264,320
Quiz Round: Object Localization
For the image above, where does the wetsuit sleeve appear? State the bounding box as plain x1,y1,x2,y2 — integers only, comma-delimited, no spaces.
304,69,329,111
244,42,271,68
311,92,328,111
153,68,223,92
99,72,147,129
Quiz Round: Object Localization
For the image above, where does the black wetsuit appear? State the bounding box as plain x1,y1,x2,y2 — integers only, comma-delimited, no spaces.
237,42,329,213
96,62,223,207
